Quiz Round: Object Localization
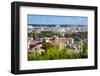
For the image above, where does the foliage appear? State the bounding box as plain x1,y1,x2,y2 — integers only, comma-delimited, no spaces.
28,31,63,39
42,43,53,50
41,31,55,37
28,43,88,61
79,42,88,58
64,32,87,39
28,31,38,39
77,32,87,39
28,31,88,61
55,32,63,37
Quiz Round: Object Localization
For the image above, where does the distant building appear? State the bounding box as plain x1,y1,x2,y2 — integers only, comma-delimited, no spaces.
28,24,87,34
68,38,74,44
43,37,50,43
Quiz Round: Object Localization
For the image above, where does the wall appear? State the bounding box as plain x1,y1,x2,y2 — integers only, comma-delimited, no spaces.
0,0,99,76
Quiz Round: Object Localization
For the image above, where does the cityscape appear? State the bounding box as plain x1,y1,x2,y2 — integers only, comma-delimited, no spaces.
27,15,88,61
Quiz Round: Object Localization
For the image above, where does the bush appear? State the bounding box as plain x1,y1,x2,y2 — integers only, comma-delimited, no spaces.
28,44,88,61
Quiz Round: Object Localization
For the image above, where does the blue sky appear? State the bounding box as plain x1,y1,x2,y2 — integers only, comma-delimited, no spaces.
28,15,88,25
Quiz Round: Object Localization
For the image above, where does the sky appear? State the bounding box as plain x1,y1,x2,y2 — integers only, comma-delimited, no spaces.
28,15,88,25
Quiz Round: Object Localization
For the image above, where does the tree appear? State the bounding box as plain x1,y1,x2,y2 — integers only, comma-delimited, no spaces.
28,32,33,37
55,32,63,37
80,42,88,58
42,43,53,50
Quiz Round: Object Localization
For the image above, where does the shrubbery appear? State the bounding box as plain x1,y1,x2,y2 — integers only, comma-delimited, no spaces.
28,43,88,61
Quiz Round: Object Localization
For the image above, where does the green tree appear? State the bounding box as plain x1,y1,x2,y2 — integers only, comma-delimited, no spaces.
80,42,88,58
42,43,53,50
55,32,63,37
